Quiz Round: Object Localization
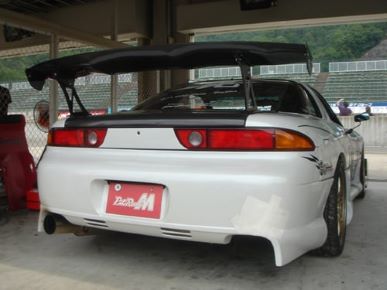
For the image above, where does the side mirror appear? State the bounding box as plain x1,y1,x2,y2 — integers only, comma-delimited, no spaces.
354,112,370,123
346,112,370,135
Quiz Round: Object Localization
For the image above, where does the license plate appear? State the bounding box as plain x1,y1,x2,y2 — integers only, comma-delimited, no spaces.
106,182,164,219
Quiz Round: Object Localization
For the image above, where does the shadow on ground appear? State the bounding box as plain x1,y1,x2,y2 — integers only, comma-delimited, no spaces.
0,182,386,290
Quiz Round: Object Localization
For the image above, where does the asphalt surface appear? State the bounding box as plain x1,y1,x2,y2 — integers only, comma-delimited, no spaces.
0,179,386,290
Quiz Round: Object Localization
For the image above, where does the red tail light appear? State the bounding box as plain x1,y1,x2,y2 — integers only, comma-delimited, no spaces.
208,129,274,150
174,129,207,149
48,128,107,147
174,128,314,151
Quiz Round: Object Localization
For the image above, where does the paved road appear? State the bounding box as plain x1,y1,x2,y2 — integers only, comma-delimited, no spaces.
0,181,386,290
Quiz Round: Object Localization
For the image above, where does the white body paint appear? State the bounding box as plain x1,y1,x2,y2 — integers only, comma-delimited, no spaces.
37,83,365,266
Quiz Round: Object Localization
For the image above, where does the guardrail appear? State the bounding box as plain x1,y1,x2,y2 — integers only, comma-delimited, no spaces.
259,63,321,75
329,60,387,73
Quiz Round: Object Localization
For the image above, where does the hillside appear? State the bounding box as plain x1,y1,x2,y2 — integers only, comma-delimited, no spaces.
0,47,96,82
1,22,387,82
197,22,387,70
361,38,387,60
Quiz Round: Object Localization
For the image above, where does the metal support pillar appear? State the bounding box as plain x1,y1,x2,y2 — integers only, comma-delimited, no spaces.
110,0,118,113
137,37,158,103
153,0,170,92
49,34,59,127
171,33,192,87
137,0,192,103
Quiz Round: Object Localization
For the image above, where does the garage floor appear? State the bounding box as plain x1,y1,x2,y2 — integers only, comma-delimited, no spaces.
1,156,386,290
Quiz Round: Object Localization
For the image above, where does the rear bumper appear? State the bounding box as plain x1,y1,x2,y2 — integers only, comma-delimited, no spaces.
38,147,332,266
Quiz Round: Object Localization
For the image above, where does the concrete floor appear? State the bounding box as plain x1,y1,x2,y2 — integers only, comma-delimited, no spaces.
0,158,386,289
366,152,387,181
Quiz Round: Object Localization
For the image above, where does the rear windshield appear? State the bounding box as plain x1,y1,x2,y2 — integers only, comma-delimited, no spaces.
132,81,310,114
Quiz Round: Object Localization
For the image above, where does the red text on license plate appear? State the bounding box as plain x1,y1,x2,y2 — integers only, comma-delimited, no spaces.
106,182,164,219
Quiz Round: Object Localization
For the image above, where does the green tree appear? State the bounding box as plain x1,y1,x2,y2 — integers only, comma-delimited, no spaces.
1,22,387,81
196,22,387,71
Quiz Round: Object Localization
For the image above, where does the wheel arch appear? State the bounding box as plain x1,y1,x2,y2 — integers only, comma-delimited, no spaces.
337,153,346,168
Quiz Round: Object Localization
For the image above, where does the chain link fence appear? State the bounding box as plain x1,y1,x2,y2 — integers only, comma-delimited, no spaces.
0,44,49,162
56,72,138,117
0,44,139,162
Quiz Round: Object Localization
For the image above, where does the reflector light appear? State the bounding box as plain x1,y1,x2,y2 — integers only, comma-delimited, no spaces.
87,130,98,145
85,129,106,147
48,128,107,147
189,131,203,147
174,128,314,151
175,129,207,149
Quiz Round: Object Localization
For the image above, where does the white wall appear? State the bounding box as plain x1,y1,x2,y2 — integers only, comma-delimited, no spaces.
339,114,387,148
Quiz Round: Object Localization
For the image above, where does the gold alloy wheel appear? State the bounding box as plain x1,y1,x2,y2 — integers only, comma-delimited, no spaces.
337,175,347,245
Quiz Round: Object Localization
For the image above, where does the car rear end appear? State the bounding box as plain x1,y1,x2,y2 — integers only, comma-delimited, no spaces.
37,81,332,266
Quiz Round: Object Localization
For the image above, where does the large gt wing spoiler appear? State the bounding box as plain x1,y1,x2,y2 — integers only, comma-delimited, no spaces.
26,42,312,91
26,42,312,115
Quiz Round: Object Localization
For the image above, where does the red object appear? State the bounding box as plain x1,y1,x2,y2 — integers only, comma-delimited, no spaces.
26,188,40,211
208,129,274,150
0,115,37,211
58,108,107,120
175,128,275,150
174,128,315,151
48,128,107,147
174,129,207,149
106,182,164,219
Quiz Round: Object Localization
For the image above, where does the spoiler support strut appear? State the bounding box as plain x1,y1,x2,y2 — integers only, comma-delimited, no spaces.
236,56,256,111
59,82,89,116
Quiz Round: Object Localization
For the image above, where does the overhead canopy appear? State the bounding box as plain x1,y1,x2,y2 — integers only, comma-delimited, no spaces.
26,42,312,90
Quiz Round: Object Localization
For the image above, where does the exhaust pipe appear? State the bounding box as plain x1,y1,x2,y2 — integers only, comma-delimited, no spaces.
43,214,91,236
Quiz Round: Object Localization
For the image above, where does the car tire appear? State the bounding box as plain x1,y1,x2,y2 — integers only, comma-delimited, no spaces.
356,152,366,199
315,158,347,257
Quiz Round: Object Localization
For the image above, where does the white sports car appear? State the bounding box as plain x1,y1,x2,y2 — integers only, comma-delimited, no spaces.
27,42,368,266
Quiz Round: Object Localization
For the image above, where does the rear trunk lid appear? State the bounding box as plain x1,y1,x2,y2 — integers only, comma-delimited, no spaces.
63,111,249,150
64,111,248,129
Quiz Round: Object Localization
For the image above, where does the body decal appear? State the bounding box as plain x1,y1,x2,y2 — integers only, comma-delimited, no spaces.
303,154,333,176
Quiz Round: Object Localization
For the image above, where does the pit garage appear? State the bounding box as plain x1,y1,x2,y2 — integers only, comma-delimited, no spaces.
1,1,387,289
